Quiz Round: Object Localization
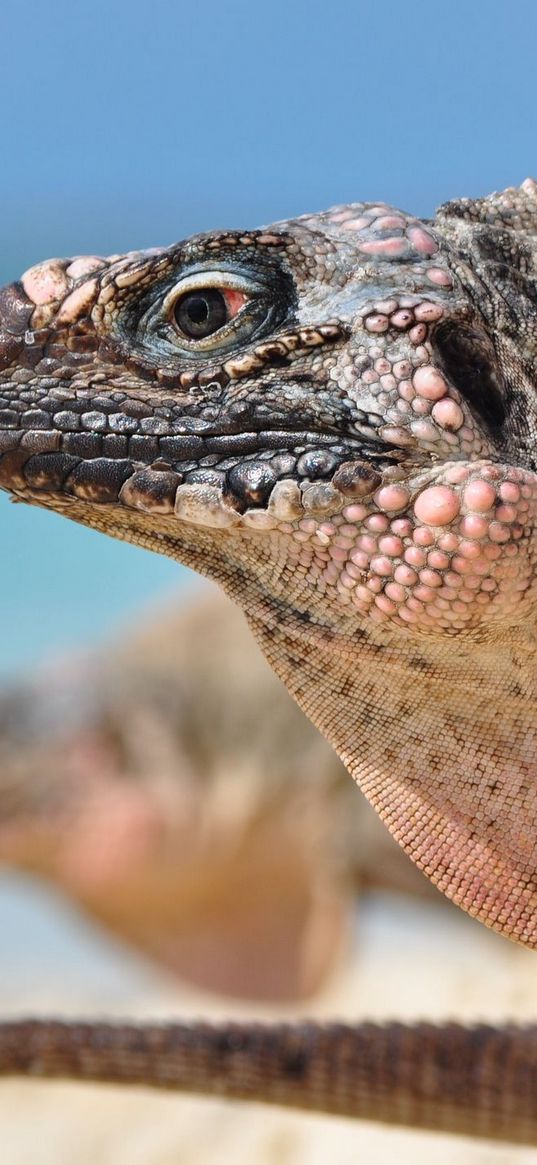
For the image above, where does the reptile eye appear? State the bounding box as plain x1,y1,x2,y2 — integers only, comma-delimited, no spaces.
173,287,247,340
150,266,286,357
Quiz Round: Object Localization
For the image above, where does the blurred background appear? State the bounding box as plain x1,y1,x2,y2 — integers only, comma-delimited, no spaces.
1,1,537,1162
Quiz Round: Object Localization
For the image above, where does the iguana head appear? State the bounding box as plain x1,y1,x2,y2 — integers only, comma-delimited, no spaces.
1,181,537,945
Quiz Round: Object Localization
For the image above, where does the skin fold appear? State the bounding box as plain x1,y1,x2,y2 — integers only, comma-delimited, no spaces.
0,181,537,1137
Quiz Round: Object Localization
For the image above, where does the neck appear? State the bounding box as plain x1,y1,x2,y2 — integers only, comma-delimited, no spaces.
242,584,537,946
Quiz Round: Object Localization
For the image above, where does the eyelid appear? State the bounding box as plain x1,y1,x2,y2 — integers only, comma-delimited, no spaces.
161,270,256,317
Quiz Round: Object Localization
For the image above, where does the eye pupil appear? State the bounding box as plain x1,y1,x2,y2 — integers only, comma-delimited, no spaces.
186,295,210,324
174,289,228,339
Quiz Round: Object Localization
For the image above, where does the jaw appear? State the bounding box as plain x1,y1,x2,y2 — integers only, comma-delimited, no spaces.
9,457,537,953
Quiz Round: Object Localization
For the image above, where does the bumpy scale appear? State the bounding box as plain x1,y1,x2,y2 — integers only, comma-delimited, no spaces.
1,181,537,947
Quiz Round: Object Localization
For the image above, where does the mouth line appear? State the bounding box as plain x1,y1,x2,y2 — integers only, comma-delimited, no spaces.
0,417,418,480
0,415,428,531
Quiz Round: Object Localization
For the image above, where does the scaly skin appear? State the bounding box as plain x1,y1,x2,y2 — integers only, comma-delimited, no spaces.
1,1019,537,1145
1,181,537,1137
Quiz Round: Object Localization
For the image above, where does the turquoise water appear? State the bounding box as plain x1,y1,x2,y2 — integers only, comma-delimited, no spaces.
0,492,196,680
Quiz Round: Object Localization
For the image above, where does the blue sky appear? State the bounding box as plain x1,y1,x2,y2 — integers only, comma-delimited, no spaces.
1,0,535,675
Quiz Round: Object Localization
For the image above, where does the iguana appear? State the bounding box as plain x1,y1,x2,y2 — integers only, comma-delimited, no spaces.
0,181,537,1142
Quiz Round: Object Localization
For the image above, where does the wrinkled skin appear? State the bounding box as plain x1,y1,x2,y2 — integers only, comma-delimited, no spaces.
1,181,537,944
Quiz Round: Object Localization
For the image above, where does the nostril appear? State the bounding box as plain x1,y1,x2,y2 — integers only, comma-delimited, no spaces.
0,283,35,369
0,283,34,336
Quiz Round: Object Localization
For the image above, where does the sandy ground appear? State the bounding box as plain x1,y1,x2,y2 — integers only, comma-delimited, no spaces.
1,870,537,1164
